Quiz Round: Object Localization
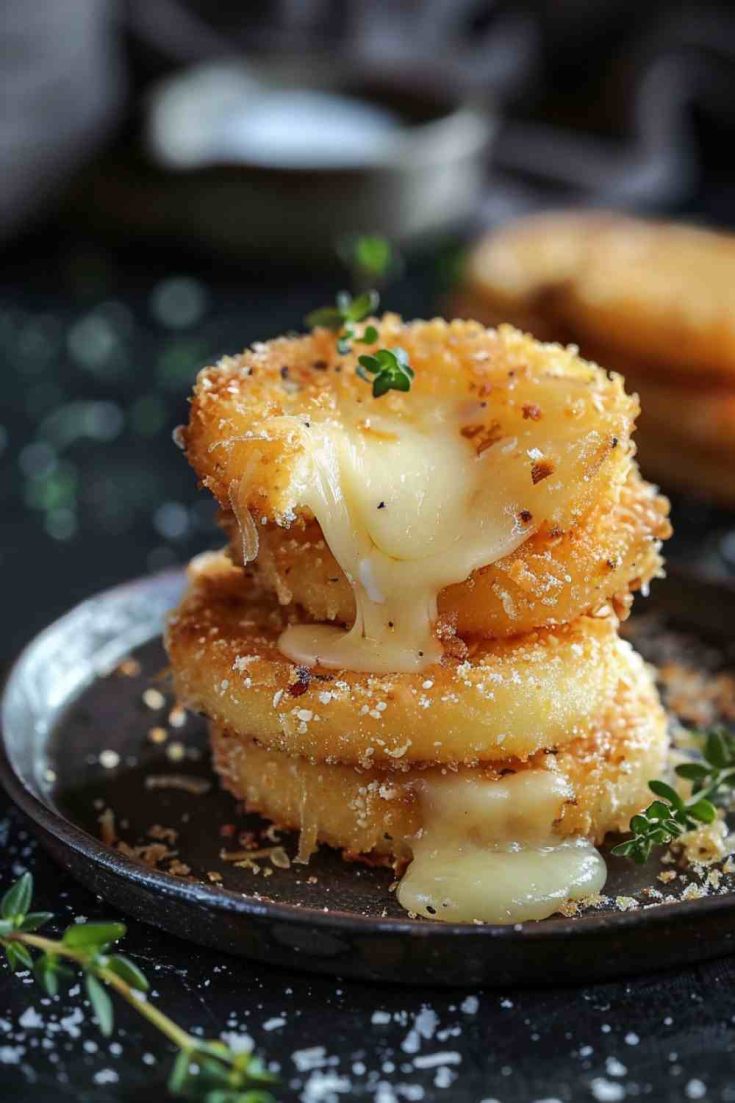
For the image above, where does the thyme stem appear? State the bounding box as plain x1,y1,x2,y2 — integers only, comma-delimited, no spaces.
4,931,194,1051
0,874,275,1101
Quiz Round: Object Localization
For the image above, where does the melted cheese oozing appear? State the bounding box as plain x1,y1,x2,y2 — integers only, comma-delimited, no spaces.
276,399,536,673
397,770,606,924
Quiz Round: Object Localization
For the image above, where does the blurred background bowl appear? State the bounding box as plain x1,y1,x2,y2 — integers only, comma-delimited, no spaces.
140,62,494,259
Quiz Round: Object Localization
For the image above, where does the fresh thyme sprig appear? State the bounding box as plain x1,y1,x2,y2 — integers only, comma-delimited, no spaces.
305,235,414,398
356,346,415,397
612,726,735,864
305,289,380,356
338,234,398,289
0,873,275,1102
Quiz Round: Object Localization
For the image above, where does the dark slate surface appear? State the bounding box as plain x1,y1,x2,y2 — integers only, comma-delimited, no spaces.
2,231,735,1101
2,796,735,1102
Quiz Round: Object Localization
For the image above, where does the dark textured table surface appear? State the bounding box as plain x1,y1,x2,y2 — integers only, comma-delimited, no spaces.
2,232,735,1102
2,794,735,1103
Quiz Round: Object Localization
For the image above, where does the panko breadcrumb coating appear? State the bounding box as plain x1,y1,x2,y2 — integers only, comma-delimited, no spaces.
166,307,672,924
210,662,667,863
183,315,654,644
225,465,669,638
166,552,638,766
184,316,635,531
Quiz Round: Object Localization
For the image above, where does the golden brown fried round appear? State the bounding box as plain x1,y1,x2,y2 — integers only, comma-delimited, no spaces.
167,552,642,766
210,668,667,862
226,466,670,638
460,211,735,385
184,316,636,535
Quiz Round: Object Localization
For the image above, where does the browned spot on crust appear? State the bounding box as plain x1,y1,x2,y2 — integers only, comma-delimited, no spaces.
461,421,503,455
289,667,312,697
522,402,542,420
531,459,555,484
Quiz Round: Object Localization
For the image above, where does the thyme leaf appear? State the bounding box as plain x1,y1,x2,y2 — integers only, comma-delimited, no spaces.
0,873,276,1101
304,237,414,398
612,726,735,864
357,346,415,398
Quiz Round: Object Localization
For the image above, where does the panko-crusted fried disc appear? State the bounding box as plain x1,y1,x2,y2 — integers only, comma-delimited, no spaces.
183,316,636,529
183,316,643,674
167,553,641,766
459,211,735,384
209,666,667,862
226,466,670,638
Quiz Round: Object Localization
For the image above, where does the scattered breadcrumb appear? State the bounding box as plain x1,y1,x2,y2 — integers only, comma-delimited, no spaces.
167,859,192,878
115,657,141,677
148,824,179,844
675,819,734,866
98,807,117,846
144,774,211,796
220,846,291,873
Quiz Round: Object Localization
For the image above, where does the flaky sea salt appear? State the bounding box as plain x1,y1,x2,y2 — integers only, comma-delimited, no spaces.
590,1079,625,1102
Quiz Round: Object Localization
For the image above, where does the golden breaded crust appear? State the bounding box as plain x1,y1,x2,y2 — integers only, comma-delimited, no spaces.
460,211,735,384
167,552,640,766
183,316,637,530
225,465,670,638
210,668,667,862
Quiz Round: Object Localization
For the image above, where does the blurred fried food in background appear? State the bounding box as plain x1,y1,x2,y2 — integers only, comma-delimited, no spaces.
455,212,735,507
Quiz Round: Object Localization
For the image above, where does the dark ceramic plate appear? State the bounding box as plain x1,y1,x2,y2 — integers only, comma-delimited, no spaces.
2,569,735,987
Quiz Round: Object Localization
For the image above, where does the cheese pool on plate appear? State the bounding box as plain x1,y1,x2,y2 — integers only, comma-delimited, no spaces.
398,771,606,924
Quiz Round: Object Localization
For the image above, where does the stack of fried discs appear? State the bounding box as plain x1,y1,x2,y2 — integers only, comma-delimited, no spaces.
166,317,671,924
455,211,735,507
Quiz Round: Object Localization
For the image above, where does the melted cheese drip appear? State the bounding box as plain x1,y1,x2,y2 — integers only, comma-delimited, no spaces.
397,770,606,924
276,400,536,673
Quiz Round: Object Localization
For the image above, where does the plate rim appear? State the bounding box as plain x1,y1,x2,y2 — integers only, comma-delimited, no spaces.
2,566,735,944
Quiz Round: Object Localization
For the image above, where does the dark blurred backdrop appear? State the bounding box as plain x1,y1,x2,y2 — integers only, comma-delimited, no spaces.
3,0,735,663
